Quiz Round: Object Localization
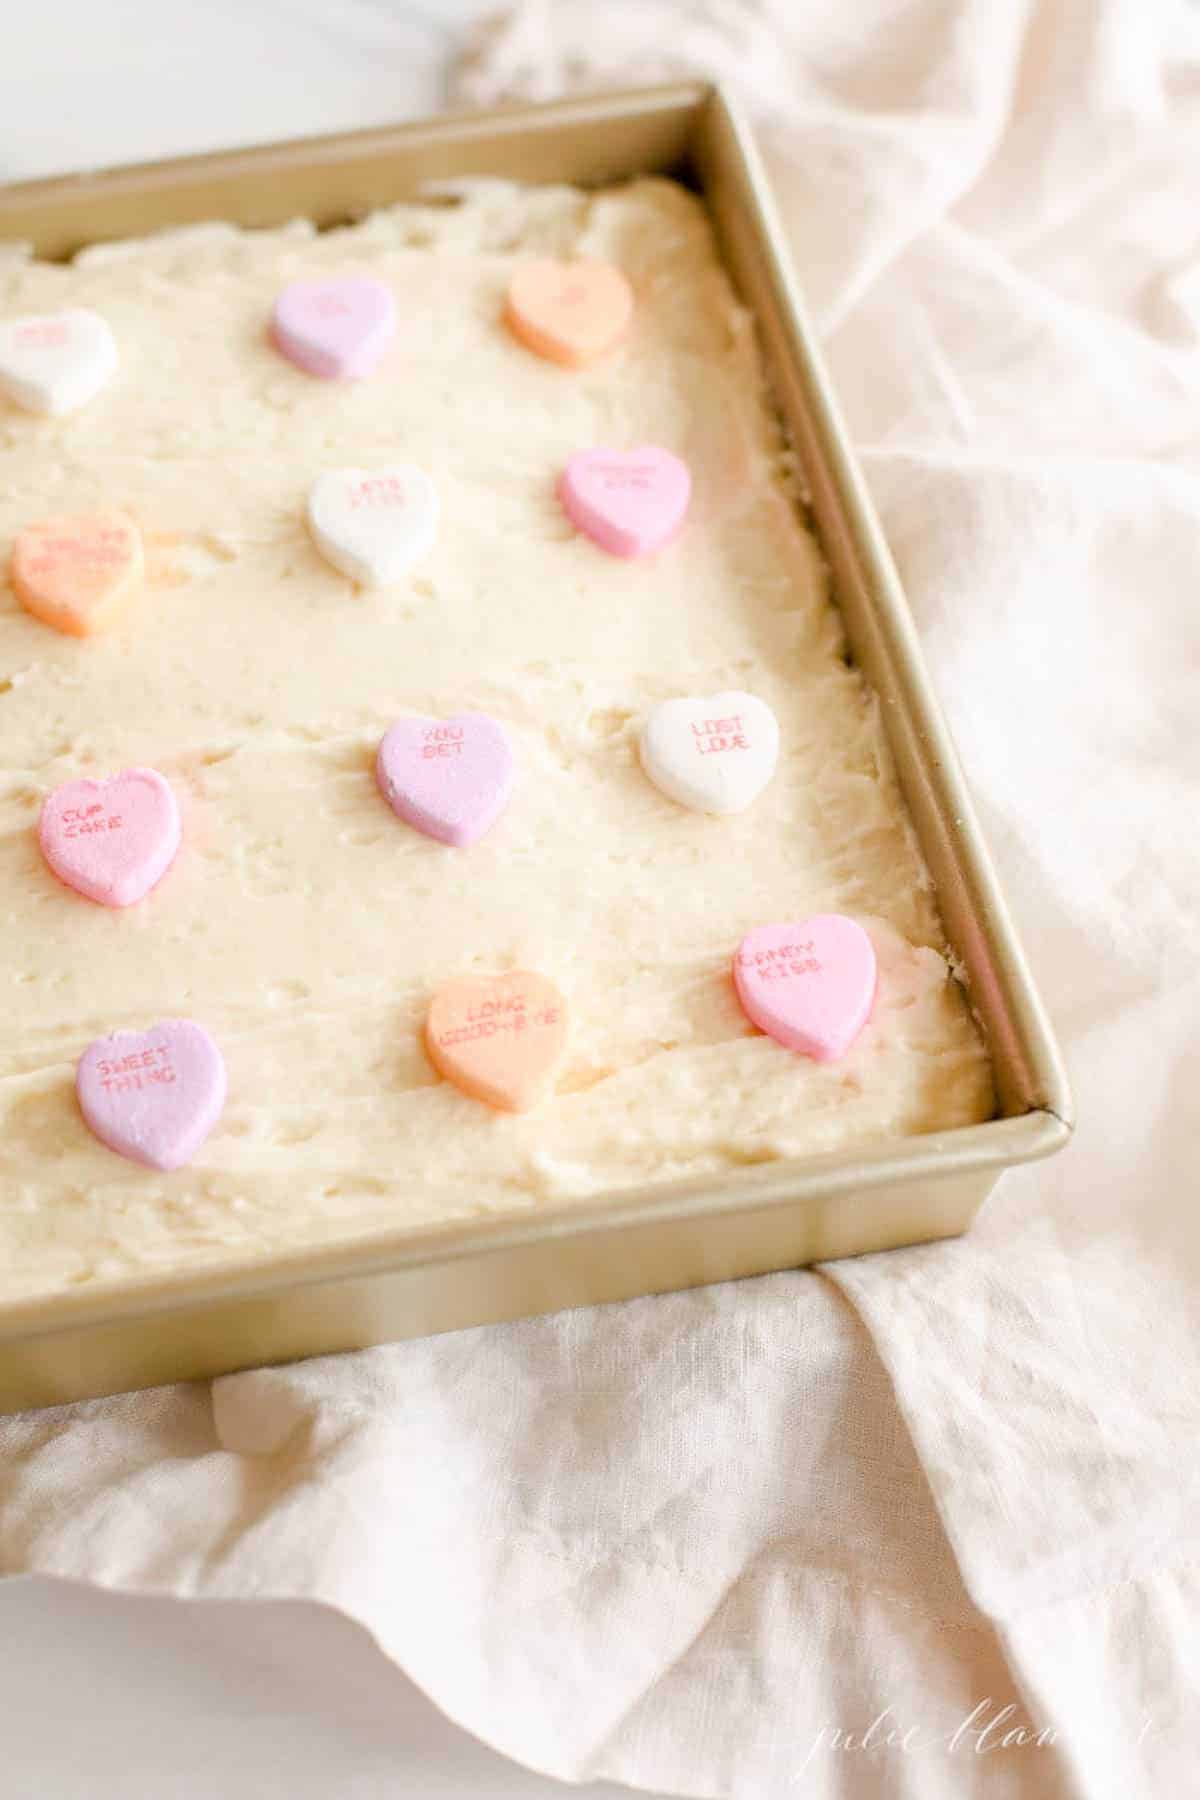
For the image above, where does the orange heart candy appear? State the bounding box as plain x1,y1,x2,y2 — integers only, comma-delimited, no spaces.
11,510,144,637
426,971,568,1113
505,259,634,369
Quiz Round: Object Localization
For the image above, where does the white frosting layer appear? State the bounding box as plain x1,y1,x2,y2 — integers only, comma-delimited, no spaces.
0,178,993,1300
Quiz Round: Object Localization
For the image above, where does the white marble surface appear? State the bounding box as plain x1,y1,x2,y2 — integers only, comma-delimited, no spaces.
0,5,675,1795
0,1576,653,1798
4,0,487,183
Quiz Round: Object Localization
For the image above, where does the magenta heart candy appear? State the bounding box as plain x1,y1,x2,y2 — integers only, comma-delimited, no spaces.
76,1021,227,1171
270,277,396,379
376,713,514,847
558,446,691,558
734,915,878,1063
39,768,180,908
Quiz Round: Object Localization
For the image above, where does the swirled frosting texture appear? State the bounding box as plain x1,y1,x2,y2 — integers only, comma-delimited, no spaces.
0,178,993,1299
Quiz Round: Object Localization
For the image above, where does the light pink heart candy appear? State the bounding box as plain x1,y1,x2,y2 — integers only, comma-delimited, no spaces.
558,447,691,558
734,915,878,1063
271,277,396,379
376,713,514,847
39,768,181,908
77,1020,227,1171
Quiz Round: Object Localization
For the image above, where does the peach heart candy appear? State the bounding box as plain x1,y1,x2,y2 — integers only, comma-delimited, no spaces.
0,308,118,415
734,916,878,1063
307,465,438,586
426,972,568,1113
505,259,633,368
640,691,779,815
271,277,396,379
39,768,181,908
376,713,513,847
559,448,691,559
11,510,144,637
77,1020,227,1171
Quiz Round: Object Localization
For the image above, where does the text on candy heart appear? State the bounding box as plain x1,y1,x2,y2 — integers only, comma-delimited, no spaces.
310,294,353,318
691,715,751,755
433,990,564,1050
347,475,408,510
590,461,658,491
736,940,823,981
15,321,70,348
421,723,463,759
59,802,125,837
95,1044,178,1094
23,525,129,578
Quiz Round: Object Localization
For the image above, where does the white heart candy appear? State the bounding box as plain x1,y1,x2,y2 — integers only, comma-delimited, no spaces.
0,309,118,416
307,465,439,586
640,690,780,814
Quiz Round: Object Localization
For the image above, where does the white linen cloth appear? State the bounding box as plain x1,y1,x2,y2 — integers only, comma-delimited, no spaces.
3,2,1199,1793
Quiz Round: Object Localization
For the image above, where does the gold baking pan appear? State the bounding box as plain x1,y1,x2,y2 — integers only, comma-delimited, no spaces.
0,84,1072,1412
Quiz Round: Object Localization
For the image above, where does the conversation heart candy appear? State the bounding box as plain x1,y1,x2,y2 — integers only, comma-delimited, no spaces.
640,691,779,815
307,464,438,586
271,277,396,379
734,916,877,1063
0,308,118,416
11,510,144,636
426,972,568,1113
559,447,691,559
377,713,514,847
39,768,181,908
505,259,633,368
76,1020,227,1171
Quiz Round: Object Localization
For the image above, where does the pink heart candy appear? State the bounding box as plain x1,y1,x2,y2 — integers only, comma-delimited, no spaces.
270,277,396,379
558,447,691,558
39,768,181,908
376,713,515,847
734,915,878,1063
77,1020,227,1171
